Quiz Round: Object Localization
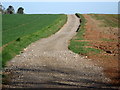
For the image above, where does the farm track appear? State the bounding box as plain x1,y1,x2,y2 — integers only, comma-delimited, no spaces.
3,15,119,89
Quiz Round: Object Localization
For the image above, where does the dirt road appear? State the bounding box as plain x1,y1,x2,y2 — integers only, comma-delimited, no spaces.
3,15,115,88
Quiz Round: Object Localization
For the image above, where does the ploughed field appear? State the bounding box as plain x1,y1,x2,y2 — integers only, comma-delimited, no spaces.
2,14,67,66
69,14,119,85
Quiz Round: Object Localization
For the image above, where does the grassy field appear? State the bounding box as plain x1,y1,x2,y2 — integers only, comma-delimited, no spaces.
2,14,67,67
68,14,101,55
90,14,119,28
3,14,66,45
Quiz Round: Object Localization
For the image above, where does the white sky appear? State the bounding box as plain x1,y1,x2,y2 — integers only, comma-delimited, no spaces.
0,0,120,2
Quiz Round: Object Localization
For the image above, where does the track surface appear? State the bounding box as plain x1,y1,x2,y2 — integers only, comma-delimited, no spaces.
4,15,114,89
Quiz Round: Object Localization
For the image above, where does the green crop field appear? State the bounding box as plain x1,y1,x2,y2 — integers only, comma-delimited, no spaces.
2,14,67,67
3,14,66,45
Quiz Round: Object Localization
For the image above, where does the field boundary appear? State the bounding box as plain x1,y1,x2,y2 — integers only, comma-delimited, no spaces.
68,14,101,55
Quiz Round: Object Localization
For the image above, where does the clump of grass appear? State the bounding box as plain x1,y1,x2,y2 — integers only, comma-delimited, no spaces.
69,40,88,54
69,40,101,55
68,14,101,55
101,38,115,42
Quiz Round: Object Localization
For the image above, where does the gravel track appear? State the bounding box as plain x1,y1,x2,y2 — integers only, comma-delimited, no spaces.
3,15,114,89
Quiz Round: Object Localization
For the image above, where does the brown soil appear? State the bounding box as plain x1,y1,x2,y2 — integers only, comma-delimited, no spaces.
83,14,120,85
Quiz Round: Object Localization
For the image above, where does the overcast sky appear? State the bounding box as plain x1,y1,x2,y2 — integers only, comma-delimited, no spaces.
1,0,119,2
1,2,119,14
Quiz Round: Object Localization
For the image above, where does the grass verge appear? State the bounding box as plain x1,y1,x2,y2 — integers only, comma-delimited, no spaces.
2,14,67,67
68,14,101,55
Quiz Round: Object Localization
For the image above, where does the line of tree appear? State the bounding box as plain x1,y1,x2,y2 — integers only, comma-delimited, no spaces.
0,3,24,14
0,3,5,14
